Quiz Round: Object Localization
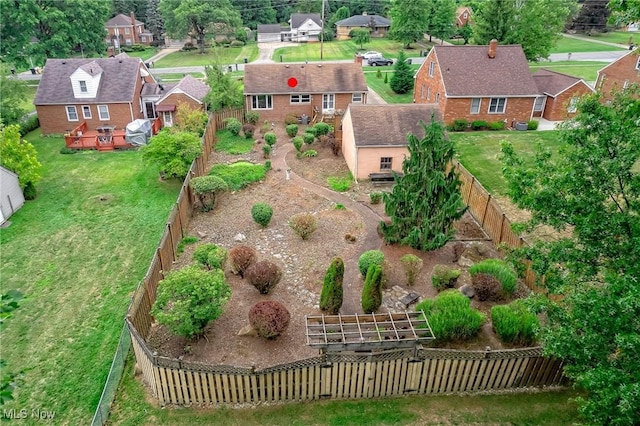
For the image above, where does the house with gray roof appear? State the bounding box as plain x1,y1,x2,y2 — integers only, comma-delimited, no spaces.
243,62,368,122
532,68,594,121
335,13,391,41
341,104,441,179
414,40,541,126
287,13,322,42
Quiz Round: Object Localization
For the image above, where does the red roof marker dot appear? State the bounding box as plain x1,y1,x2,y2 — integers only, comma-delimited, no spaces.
287,77,298,88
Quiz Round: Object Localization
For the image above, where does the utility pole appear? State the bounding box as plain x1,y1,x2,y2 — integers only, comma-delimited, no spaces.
320,0,325,60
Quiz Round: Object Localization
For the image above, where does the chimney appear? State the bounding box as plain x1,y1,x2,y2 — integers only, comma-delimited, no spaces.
488,39,497,59
130,12,137,44
354,54,363,65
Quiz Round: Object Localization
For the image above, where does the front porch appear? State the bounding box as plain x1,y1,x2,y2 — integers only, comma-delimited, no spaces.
64,118,162,151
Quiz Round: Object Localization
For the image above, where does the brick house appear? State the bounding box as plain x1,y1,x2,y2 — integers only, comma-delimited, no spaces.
155,75,210,127
456,7,472,27
105,12,153,47
335,13,391,41
35,54,159,134
532,69,595,121
413,41,540,127
341,104,441,180
243,62,368,123
595,48,640,101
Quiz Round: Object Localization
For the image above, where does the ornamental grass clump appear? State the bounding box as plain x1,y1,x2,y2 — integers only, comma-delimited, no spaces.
491,300,539,346
416,290,486,343
251,203,273,227
469,259,517,296
192,243,227,270
401,254,424,286
245,260,283,294
249,300,291,339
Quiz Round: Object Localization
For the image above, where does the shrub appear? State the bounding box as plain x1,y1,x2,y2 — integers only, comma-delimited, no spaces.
304,126,318,137
229,245,257,277
452,242,465,262
302,149,317,157
261,120,270,133
401,254,424,286
251,202,273,227
491,300,539,346
471,120,488,130
286,124,299,137
302,132,315,145
246,260,282,294
59,146,77,155
327,176,352,192
23,181,37,200
527,120,539,130
329,135,340,156
264,160,271,170
177,235,199,254
320,257,344,314
469,259,517,296
284,113,298,125
151,265,231,339
249,300,291,339
264,132,276,146
358,250,385,277
182,42,197,51
142,129,202,179
488,120,506,131
230,40,244,47
262,144,271,158
224,117,242,135
416,290,486,342
471,273,503,301
313,122,331,136
361,265,383,313
376,69,382,78
431,264,461,291
292,136,304,152
242,123,255,139
384,72,388,83
19,115,40,136
369,192,383,204
451,119,469,132
245,111,260,125
289,213,318,240
193,243,228,270
334,203,345,210
190,175,228,211
209,162,267,191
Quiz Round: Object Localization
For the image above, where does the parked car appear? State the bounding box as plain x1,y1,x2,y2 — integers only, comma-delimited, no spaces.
361,51,382,60
367,57,394,66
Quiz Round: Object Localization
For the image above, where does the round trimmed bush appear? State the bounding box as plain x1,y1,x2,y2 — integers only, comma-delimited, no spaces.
469,258,517,296
416,290,486,342
471,273,503,301
264,132,276,146
286,124,299,137
192,243,227,270
491,300,539,346
431,264,461,292
245,111,260,125
358,250,385,277
302,133,315,145
401,254,424,286
289,213,318,240
246,260,282,294
292,136,304,152
224,117,242,136
249,300,291,339
229,245,257,277
251,203,273,227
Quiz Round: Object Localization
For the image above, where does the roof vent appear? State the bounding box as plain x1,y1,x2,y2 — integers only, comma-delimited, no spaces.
119,59,123,63
62,61,66,65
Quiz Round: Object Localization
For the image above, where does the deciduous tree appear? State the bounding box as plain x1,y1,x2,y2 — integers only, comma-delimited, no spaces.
141,129,202,179
204,64,244,110
388,0,430,48
500,86,640,425
349,27,370,49
0,66,28,125
0,125,42,192
429,0,456,43
381,117,467,251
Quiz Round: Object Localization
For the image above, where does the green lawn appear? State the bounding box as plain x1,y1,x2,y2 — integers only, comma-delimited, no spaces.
108,356,583,425
529,60,606,82
0,132,181,424
563,30,635,46
450,130,565,195
124,48,160,61
551,35,626,53
214,129,256,154
154,44,259,67
273,39,417,62
364,70,416,104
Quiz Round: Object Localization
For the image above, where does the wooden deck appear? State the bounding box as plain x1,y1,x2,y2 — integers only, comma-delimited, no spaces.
64,118,162,151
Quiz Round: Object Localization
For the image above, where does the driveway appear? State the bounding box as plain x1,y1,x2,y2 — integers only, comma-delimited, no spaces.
255,41,297,63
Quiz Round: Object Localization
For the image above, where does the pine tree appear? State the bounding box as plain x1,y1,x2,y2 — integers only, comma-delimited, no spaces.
381,116,467,251
319,257,344,314
361,264,383,314
389,51,413,94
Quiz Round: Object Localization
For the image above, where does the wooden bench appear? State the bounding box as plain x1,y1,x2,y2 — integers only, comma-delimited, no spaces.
369,172,401,185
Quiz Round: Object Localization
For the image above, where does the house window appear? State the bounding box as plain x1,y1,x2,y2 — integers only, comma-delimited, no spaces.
488,97,506,113
163,111,173,127
66,106,78,121
380,157,392,170
567,97,578,113
124,27,130,34
252,95,273,110
98,105,110,120
420,84,425,99
636,57,640,70
322,93,335,111
463,12,468,18
470,98,481,114
290,94,311,104
82,105,92,119
533,96,545,112
79,81,88,93
427,87,431,101
352,93,363,103
428,61,435,77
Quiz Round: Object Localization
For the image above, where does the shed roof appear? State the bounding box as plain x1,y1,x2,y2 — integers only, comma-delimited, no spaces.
532,68,592,97
244,62,367,94
257,24,284,34
335,14,390,27
348,104,442,147
431,44,539,97
34,56,144,105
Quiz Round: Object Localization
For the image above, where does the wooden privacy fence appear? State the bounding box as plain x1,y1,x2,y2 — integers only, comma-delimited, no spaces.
125,117,562,407
211,108,245,131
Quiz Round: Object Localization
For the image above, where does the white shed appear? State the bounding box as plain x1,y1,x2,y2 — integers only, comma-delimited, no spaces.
0,166,25,225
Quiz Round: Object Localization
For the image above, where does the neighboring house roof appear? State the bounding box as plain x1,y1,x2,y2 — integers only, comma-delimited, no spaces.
106,13,143,27
257,24,284,34
157,75,210,104
597,47,639,76
141,82,174,97
244,62,368,95
429,44,539,97
290,13,322,28
532,68,594,97
335,14,390,27
349,104,442,147
34,56,144,105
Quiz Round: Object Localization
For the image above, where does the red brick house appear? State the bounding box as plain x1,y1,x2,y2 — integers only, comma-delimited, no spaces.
595,48,640,101
106,12,153,47
341,104,441,180
155,75,210,127
243,62,368,123
413,41,540,127
532,69,595,121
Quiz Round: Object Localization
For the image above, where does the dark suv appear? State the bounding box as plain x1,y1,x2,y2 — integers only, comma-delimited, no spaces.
367,57,393,66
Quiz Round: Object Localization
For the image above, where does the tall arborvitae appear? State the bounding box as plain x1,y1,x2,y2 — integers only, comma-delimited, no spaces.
381,116,467,251
319,257,344,314
361,265,383,314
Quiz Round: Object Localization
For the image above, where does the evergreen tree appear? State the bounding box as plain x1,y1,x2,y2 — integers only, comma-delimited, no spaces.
361,264,383,314
472,0,516,45
319,257,344,314
389,51,413,94
146,0,165,44
381,117,467,251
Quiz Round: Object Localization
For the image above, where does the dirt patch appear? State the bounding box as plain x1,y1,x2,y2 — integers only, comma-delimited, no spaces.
146,123,534,369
